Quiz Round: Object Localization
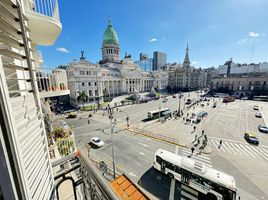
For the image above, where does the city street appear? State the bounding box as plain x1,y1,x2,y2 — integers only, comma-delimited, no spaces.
65,92,268,200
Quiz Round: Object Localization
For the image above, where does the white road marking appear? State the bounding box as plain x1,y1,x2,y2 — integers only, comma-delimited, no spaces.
208,136,268,148
139,152,146,156
250,146,268,160
137,142,149,148
227,142,239,154
146,138,152,141
222,143,236,154
182,149,212,167
175,146,179,154
232,143,250,157
129,171,137,177
135,162,142,166
239,144,256,158
220,141,232,153
257,148,268,160
169,179,175,200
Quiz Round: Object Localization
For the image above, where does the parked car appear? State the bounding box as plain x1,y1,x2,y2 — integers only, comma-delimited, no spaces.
258,125,268,133
255,112,262,118
163,98,168,103
253,105,259,110
244,132,259,145
172,95,177,98
90,137,104,147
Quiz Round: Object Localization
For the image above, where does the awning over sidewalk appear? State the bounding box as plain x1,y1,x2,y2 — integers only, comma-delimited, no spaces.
110,174,149,200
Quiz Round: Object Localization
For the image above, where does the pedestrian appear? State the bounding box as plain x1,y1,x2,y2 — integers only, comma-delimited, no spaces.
201,130,204,136
191,147,195,155
218,140,223,149
193,126,196,132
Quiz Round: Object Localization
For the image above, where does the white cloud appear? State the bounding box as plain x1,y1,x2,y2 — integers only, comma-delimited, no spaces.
248,32,259,37
192,61,198,65
237,38,249,44
149,38,157,42
56,47,70,53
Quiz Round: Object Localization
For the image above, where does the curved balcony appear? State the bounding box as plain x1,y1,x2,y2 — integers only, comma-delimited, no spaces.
25,0,62,46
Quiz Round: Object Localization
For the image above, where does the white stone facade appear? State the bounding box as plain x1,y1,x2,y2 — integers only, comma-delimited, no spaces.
67,59,168,108
218,60,268,76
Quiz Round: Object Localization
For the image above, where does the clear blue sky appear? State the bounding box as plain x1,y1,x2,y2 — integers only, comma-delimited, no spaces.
39,0,268,68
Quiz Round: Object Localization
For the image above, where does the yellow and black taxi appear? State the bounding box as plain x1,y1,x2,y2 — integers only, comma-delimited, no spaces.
244,132,259,145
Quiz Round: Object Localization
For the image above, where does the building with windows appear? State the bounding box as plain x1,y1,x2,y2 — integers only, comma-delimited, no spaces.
168,44,206,91
218,59,268,76
134,53,153,71
211,59,268,96
0,0,62,199
153,51,167,71
67,19,168,108
210,74,268,97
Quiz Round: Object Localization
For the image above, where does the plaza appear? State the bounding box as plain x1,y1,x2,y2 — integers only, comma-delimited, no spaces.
65,92,268,200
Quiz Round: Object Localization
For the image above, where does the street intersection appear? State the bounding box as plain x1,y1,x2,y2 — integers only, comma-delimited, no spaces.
65,91,268,200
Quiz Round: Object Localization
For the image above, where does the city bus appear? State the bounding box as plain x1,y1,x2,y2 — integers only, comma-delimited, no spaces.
154,149,237,200
253,95,268,102
147,108,172,120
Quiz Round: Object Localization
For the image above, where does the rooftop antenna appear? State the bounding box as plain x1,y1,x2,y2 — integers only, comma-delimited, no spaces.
250,45,255,63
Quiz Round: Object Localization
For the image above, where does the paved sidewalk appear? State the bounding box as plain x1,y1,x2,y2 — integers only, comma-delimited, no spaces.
259,103,268,127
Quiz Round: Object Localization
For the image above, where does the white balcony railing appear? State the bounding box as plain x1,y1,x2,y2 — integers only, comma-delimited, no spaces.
31,0,60,21
36,68,70,98
25,0,62,45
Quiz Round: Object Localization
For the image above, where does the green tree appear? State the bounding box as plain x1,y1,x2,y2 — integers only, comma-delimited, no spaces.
77,92,89,109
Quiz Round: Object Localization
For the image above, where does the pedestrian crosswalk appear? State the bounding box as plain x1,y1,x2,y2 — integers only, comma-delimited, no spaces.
182,149,212,168
209,138,268,161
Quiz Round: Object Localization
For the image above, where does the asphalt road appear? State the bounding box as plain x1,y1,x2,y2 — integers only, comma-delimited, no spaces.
66,116,181,199
64,91,268,200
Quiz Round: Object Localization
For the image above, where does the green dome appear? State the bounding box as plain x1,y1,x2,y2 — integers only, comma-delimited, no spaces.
103,19,119,45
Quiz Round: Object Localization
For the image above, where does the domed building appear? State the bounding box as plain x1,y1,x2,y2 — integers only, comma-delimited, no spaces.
101,18,120,63
67,19,168,108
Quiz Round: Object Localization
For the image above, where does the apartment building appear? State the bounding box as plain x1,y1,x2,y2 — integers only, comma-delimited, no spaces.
0,0,62,199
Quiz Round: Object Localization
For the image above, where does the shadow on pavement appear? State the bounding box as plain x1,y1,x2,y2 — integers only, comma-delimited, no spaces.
137,167,181,200
141,118,153,122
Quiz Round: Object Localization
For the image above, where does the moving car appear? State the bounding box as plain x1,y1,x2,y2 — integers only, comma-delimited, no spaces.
253,105,259,110
258,125,268,133
255,112,262,118
244,132,259,145
90,137,104,147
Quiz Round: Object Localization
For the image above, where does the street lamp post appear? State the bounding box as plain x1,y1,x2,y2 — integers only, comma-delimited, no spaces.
158,105,161,122
178,94,181,117
108,107,116,179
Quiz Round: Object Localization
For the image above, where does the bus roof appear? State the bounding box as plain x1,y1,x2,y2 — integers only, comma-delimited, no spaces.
155,149,236,191
197,111,207,117
148,107,170,114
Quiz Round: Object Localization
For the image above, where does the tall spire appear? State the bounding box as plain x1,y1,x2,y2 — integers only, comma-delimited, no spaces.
183,43,190,67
